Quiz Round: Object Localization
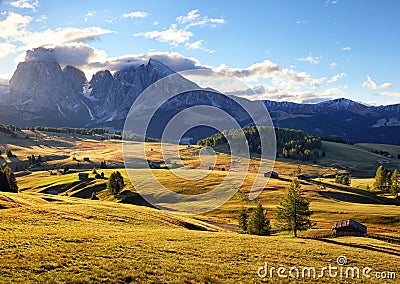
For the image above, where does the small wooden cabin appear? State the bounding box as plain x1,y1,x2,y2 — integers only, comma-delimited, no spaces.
298,174,311,181
78,173,89,181
332,219,367,237
264,171,279,178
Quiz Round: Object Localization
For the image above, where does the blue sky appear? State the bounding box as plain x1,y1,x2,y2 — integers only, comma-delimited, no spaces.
0,0,399,105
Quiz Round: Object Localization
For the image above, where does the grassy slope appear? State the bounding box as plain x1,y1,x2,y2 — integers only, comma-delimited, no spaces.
1,192,399,283
321,141,400,177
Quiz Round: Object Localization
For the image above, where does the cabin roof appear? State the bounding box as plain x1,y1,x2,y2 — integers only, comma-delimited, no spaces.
332,219,367,232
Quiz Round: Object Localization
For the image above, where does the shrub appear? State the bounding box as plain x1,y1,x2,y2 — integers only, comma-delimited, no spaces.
107,171,124,195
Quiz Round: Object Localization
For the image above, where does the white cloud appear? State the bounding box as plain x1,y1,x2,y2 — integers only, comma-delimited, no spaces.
327,72,346,83
362,75,392,90
84,11,95,22
175,9,224,27
0,11,113,51
297,55,320,64
53,43,107,66
122,11,148,19
330,62,338,68
186,40,203,50
176,10,200,24
21,26,113,48
135,24,193,46
0,42,17,58
226,82,340,103
9,0,39,11
67,49,209,76
135,9,224,50
341,47,351,51
0,12,32,40
214,59,326,88
325,0,338,6
295,20,309,25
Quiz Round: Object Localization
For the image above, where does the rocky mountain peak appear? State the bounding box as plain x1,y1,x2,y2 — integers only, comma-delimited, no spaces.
63,65,87,94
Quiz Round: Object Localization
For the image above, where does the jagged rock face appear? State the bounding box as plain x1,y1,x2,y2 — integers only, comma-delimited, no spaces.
63,65,87,94
9,60,64,108
89,70,113,100
8,57,90,123
88,59,191,122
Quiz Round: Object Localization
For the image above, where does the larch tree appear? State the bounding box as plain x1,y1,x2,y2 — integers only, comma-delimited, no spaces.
248,204,270,236
276,178,313,237
391,169,399,198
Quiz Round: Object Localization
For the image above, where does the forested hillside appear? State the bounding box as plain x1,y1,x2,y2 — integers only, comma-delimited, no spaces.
198,126,322,161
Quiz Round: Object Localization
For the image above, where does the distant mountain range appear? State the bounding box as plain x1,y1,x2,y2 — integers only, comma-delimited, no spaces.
0,47,399,145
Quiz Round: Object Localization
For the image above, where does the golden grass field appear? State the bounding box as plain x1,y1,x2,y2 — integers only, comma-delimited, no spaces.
1,130,400,282
1,191,399,283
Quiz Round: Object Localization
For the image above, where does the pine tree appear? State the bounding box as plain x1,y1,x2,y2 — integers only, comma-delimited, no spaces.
386,170,392,189
238,207,248,232
374,165,387,191
248,204,270,236
4,167,18,193
0,167,18,193
0,169,10,191
276,178,313,237
391,170,399,198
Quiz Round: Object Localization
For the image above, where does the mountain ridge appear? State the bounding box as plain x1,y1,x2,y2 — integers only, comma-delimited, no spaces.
0,48,399,145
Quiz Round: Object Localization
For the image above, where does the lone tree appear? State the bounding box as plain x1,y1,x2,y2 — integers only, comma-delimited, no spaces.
374,165,386,191
374,165,392,192
248,204,270,236
0,166,18,193
391,169,399,198
238,207,249,232
276,178,313,237
107,171,124,195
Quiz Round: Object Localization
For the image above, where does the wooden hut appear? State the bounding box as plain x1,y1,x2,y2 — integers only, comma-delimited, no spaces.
332,219,367,237
264,171,279,178
78,173,89,181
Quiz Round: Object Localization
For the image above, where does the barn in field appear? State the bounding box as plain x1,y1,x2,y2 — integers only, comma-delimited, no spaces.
332,219,367,237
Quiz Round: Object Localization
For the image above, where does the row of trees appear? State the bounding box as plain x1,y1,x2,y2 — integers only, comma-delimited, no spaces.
198,126,322,162
238,179,313,237
0,124,20,136
0,167,18,193
33,126,109,136
374,166,399,197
